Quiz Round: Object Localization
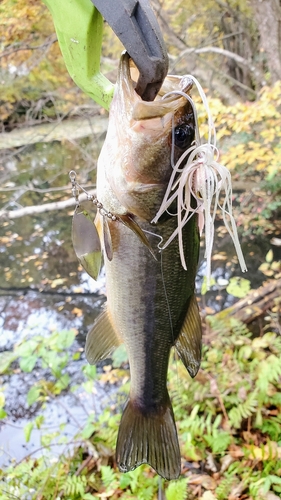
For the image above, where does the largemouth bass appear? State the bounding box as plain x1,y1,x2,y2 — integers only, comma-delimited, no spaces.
86,52,202,480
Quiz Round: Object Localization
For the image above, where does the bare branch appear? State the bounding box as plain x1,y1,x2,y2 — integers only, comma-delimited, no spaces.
0,35,57,59
201,57,258,97
170,45,263,91
174,45,257,70
0,189,96,220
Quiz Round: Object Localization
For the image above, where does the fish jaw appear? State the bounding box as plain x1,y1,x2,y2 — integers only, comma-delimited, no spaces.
97,52,195,221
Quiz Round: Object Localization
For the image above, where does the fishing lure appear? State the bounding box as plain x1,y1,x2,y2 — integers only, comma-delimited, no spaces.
152,75,247,285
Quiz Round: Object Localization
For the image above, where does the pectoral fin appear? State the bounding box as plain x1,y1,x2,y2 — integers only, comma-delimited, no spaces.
103,217,113,261
175,295,202,378
86,309,122,364
119,214,157,260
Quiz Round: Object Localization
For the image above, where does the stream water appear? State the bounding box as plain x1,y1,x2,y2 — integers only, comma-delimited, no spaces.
0,133,278,467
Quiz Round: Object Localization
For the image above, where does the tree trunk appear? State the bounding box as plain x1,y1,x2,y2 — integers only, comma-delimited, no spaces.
250,0,281,83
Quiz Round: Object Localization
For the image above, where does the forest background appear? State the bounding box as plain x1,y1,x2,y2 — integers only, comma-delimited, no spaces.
0,0,281,499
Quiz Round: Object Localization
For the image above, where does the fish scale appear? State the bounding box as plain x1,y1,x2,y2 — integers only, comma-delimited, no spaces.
105,216,198,403
85,52,202,479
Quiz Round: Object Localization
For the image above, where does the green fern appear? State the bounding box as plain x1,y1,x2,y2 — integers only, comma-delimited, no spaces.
100,465,117,489
258,416,281,441
247,476,265,497
63,475,87,497
216,476,237,499
204,431,232,454
165,478,188,500
229,317,251,337
256,355,281,393
138,486,154,500
228,391,258,428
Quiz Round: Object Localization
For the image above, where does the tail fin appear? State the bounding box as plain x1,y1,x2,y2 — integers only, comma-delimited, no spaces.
116,398,181,480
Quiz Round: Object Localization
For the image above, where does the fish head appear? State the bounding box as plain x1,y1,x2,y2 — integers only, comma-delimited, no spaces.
98,52,195,221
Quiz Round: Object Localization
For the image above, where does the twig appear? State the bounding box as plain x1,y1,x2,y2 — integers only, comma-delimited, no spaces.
16,439,83,465
46,390,83,430
0,189,96,219
207,374,229,424
75,455,93,476
0,35,57,59
0,488,21,500
171,45,262,83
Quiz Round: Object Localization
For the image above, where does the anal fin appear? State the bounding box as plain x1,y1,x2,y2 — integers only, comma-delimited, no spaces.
86,309,121,364
175,295,202,378
116,397,181,480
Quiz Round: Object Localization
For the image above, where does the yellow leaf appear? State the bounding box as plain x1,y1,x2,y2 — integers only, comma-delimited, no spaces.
51,278,66,288
265,249,273,263
71,307,83,317
246,442,281,461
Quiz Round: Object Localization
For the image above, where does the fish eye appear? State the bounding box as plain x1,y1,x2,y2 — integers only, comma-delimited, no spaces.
173,124,194,150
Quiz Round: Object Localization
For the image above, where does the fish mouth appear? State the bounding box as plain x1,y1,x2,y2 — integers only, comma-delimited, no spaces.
116,52,193,124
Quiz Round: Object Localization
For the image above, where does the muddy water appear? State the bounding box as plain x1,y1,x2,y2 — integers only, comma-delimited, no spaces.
0,136,276,467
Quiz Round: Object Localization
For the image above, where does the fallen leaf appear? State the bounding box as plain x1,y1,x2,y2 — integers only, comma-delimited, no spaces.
246,441,281,460
206,452,218,472
229,480,247,498
212,253,227,261
96,490,116,498
270,237,281,247
189,474,217,490
262,492,281,500
200,492,218,500
220,454,235,473
229,445,244,458
71,307,83,317
51,278,66,288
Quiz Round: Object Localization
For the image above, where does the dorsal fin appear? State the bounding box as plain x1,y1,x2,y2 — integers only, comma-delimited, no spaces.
174,295,202,378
